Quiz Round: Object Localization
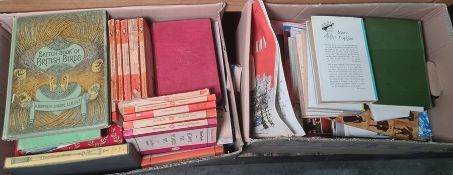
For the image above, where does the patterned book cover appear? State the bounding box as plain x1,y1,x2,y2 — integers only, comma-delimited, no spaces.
2,10,109,140
15,124,123,156
128,18,141,99
120,20,132,100
336,109,426,140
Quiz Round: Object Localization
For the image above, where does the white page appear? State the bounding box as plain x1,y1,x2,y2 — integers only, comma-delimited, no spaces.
310,16,377,102
369,104,424,121
333,122,389,138
306,29,364,113
276,43,306,136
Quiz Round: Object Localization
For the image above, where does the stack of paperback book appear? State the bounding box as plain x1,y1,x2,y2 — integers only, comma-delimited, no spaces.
118,89,223,166
107,17,154,124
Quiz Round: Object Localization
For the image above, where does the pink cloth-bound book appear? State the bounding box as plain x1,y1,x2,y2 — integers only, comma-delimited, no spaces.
152,19,222,100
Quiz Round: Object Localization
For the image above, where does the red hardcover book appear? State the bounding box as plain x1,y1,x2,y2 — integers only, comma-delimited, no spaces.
121,19,132,100
152,19,222,100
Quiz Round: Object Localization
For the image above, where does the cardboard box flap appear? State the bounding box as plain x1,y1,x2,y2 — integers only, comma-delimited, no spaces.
427,61,442,97
0,3,226,34
236,0,252,143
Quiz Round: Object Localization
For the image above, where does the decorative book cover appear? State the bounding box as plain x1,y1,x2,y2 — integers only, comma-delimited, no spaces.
2,10,109,140
336,109,422,140
152,19,222,99
128,18,141,98
16,124,123,156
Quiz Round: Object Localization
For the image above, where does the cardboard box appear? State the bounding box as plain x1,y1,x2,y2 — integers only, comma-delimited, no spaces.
0,3,243,174
234,0,453,157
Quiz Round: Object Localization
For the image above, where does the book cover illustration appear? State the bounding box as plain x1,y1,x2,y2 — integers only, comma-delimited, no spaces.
336,109,423,140
251,0,294,138
3,10,109,140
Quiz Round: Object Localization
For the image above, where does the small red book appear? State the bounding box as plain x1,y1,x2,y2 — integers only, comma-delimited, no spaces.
152,19,222,100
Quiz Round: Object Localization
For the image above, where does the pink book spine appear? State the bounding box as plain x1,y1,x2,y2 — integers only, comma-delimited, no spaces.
125,125,217,155
121,20,132,100
138,18,149,97
115,20,124,102
123,118,217,138
128,18,141,99
119,88,210,115
127,94,216,113
123,109,217,130
122,101,216,122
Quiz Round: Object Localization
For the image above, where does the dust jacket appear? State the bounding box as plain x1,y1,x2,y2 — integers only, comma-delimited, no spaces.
3,10,109,140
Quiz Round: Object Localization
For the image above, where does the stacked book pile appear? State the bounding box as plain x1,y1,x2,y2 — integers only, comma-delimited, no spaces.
118,89,223,167
252,2,434,142
2,10,230,174
107,18,153,124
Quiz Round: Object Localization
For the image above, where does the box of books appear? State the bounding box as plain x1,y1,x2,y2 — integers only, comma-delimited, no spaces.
0,2,243,175
233,0,453,157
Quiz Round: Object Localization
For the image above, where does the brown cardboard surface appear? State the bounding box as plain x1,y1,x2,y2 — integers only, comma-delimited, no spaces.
237,1,453,155
235,0,252,143
0,3,242,173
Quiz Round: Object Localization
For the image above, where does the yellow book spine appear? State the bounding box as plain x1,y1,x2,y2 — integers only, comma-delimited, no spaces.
4,144,129,169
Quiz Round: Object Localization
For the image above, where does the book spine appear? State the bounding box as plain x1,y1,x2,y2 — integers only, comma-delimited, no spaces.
130,94,216,113
122,101,216,121
123,109,217,130
115,20,124,102
4,144,129,169
127,126,217,155
121,20,132,100
141,145,223,167
52,125,124,153
108,19,119,123
138,18,149,98
124,118,217,138
128,18,141,99
120,89,210,115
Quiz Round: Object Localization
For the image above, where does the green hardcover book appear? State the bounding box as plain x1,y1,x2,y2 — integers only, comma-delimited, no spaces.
18,129,100,153
364,18,433,108
2,10,109,140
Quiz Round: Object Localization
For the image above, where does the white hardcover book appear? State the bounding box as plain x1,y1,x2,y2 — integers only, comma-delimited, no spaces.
309,16,377,103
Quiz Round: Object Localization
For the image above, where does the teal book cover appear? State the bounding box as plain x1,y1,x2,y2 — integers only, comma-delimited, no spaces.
364,18,433,108
2,10,109,140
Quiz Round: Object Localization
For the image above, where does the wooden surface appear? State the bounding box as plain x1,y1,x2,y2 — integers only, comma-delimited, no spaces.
0,0,451,13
